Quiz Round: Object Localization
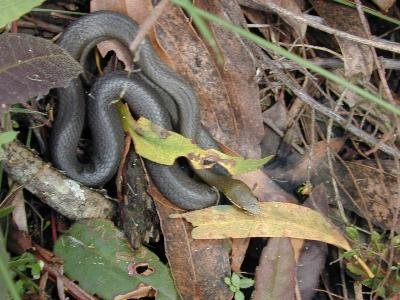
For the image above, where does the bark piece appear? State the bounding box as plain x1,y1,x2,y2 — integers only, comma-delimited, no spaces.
3,141,115,220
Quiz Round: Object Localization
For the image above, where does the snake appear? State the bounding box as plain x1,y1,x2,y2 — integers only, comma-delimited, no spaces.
51,11,260,214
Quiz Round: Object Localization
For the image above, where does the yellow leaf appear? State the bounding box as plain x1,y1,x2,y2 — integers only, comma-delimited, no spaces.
171,203,374,278
171,203,350,250
116,102,272,175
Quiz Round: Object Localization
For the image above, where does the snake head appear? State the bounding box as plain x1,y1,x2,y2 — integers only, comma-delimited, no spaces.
224,183,261,215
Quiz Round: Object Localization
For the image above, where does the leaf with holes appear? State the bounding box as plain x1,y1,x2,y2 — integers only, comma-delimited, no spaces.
54,219,178,300
0,33,82,105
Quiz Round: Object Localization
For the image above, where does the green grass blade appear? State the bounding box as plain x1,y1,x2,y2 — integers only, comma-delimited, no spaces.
333,0,400,27
171,0,400,116
0,230,21,300
178,0,224,63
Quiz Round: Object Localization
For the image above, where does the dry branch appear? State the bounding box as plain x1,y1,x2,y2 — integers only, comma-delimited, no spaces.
3,141,115,220
239,0,400,54
258,53,400,157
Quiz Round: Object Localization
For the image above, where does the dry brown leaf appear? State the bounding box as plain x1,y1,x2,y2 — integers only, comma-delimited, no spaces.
266,140,399,231
154,1,265,272
149,187,233,300
155,1,263,158
91,0,145,18
90,0,154,69
296,240,327,300
310,0,373,78
172,203,351,251
253,238,296,300
249,0,307,38
344,160,400,232
196,0,264,158
295,186,329,300
372,0,395,12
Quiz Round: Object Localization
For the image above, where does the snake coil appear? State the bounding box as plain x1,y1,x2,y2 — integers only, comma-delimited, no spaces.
51,11,259,214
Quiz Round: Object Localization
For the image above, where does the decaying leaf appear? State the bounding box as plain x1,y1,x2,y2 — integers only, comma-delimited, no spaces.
372,0,395,12
54,219,178,300
117,103,272,175
310,0,373,78
149,187,232,300
155,2,264,158
253,238,296,300
244,0,307,38
0,33,82,105
265,140,400,232
171,203,350,250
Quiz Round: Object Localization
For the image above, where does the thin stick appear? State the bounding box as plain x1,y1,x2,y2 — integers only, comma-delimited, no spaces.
264,57,400,71
238,0,400,54
129,0,171,52
258,55,400,157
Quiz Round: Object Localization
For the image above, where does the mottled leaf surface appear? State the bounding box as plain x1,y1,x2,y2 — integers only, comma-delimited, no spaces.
155,3,263,158
54,219,178,300
117,104,272,175
0,0,45,28
310,0,373,77
0,33,82,104
172,203,351,250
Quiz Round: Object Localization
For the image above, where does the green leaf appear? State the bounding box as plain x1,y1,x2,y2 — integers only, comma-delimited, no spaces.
238,277,254,289
10,106,46,115
224,277,231,286
234,290,245,300
117,103,272,175
342,250,356,258
0,206,14,218
30,261,42,280
54,219,178,300
0,131,17,147
345,226,359,240
231,273,241,287
0,0,46,28
13,280,24,296
371,231,381,243
393,235,400,247
0,227,20,300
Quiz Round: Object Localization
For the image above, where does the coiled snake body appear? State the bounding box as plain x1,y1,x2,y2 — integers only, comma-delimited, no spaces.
51,11,259,214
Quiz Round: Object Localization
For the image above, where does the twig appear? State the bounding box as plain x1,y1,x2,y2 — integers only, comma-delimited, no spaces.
22,16,64,33
259,54,400,157
263,57,400,71
3,141,115,220
238,0,400,54
326,92,349,225
129,0,171,52
355,0,400,136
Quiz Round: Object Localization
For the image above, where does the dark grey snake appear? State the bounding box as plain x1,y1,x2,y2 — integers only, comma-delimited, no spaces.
51,11,259,214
